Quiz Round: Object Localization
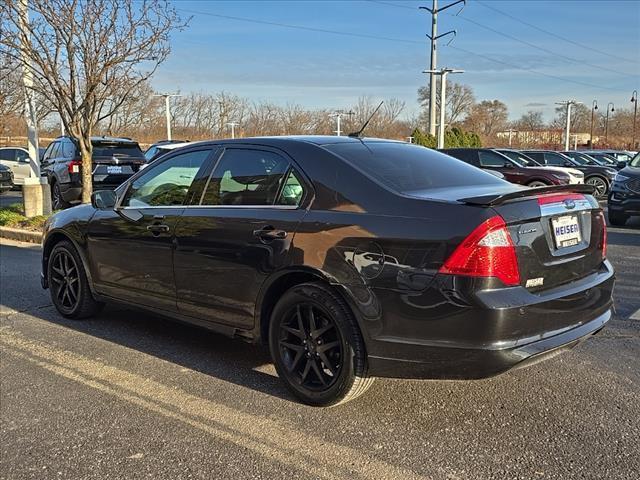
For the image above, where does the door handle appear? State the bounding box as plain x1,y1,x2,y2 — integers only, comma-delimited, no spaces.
253,226,288,240
146,224,170,234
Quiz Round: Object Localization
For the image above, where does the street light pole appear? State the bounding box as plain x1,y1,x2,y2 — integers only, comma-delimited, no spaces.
226,122,239,139
331,110,354,136
423,67,464,148
556,100,582,151
605,102,615,146
632,90,638,149
154,93,181,141
590,100,598,149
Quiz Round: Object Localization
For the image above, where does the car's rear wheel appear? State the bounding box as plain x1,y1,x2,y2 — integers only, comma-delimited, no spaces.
269,282,374,407
608,210,628,227
586,176,608,197
527,180,548,188
48,241,103,319
51,181,70,210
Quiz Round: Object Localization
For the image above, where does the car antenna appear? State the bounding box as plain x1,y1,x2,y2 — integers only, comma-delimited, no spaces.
348,101,384,138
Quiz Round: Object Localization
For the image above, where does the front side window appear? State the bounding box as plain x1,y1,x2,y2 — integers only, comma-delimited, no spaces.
61,141,76,159
123,149,211,207
201,149,289,206
478,151,508,167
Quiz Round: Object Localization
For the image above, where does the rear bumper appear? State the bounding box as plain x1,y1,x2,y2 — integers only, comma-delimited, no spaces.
365,260,614,379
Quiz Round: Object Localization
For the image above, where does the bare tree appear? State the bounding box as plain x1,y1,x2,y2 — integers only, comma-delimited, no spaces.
515,110,545,131
418,82,475,126
463,100,509,138
0,0,188,202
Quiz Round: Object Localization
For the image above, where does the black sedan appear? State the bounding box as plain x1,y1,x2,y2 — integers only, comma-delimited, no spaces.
0,164,14,193
41,137,614,406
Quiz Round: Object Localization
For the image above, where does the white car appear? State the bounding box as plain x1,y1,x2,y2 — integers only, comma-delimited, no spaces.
497,149,584,184
0,147,34,185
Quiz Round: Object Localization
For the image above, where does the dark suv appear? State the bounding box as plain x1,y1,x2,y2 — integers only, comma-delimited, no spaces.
608,152,640,226
440,148,569,187
521,150,617,197
41,136,146,209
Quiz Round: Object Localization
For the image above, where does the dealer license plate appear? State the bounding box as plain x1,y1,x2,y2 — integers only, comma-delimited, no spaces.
551,214,582,249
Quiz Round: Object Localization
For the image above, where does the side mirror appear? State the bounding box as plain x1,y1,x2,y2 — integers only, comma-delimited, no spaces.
617,160,627,170
502,162,514,169
565,161,573,167
91,190,117,209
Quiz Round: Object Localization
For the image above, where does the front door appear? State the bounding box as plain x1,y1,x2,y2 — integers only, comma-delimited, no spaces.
86,148,215,312
174,146,309,328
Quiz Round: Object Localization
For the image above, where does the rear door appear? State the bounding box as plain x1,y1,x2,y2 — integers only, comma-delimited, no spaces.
174,146,309,328
87,148,216,311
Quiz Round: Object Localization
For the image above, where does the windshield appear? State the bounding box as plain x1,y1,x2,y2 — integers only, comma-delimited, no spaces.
326,142,505,194
565,153,591,166
630,152,640,168
592,153,616,165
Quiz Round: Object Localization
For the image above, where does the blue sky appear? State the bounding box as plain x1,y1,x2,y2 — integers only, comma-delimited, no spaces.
154,0,640,121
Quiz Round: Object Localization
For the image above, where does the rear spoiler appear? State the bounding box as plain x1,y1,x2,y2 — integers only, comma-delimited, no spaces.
459,184,596,206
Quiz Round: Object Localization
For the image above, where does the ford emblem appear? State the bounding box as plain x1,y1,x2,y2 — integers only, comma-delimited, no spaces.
563,199,576,209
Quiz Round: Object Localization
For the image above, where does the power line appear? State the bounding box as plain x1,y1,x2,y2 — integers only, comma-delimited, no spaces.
474,0,639,66
178,7,626,92
178,9,423,45
369,0,638,78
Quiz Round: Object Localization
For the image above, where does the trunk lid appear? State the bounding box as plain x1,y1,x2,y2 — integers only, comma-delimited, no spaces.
468,186,606,292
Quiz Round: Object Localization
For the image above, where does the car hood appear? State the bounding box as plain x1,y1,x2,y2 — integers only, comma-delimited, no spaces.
618,165,640,179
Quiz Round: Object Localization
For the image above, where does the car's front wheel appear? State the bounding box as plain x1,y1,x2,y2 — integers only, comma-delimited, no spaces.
269,282,374,407
48,240,103,319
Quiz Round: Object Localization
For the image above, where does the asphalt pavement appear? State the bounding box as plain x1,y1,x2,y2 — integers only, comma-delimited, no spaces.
1,223,639,479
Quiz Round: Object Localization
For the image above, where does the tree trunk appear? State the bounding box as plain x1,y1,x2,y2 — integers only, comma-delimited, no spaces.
75,135,93,204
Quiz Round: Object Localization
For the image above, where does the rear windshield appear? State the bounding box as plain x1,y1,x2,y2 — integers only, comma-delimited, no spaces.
325,142,505,194
92,143,143,158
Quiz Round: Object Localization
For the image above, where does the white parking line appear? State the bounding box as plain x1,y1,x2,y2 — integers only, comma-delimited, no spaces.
631,308,640,320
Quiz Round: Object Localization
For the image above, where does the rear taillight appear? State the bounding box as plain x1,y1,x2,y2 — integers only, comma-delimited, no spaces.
68,160,81,174
598,211,607,259
439,215,520,286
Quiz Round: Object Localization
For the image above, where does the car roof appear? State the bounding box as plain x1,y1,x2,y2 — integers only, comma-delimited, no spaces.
166,135,406,149
53,135,138,144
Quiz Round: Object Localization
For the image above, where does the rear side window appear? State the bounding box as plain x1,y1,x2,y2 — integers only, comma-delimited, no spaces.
92,143,144,158
478,151,507,167
326,143,504,194
201,149,289,206
0,149,16,161
61,141,76,158
524,152,544,163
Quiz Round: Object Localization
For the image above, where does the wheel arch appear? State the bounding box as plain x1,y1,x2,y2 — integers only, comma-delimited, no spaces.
254,267,371,347
526,178,551,186
42,229,97,296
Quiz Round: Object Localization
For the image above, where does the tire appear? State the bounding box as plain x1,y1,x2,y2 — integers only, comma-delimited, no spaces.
51,180,70,210
608,210,628,227
269,282,374,407
527,180,548,188
586,176,609,198
48,240,103,319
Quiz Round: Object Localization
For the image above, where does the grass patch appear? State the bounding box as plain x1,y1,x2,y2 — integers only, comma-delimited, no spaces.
0,204,51,232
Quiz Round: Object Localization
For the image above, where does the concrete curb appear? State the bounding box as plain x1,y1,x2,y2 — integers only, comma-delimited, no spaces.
0,226,42,244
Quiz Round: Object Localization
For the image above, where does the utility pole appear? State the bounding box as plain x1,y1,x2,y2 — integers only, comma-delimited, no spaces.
556,100,582,151
506,128,517,147
154,93,180,141
590,100,598,149
330,110,354,136
632,90,637,149
419,0,464,137
605,102,615,145
423,67,464,148
226,121,239,139
18,0,50,217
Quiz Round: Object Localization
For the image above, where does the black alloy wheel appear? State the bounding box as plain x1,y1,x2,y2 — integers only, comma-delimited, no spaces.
269,282,374,407
50,248,80,314
48,241,103,319
278,303,343,391
52,182,69,210
586,176,608,197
